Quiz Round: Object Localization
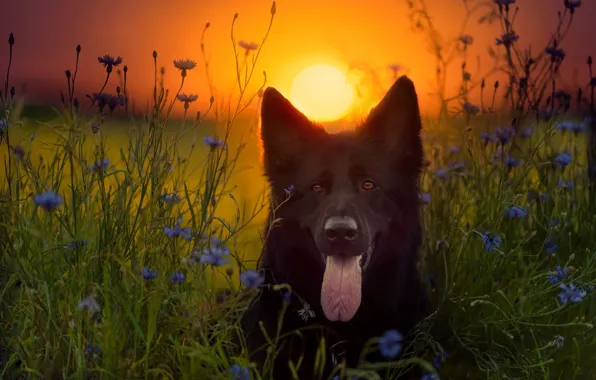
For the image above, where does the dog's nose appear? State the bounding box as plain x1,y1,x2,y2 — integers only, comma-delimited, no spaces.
324,216,359,243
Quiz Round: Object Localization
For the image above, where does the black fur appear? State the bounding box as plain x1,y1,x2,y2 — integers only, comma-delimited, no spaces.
240,76,432,379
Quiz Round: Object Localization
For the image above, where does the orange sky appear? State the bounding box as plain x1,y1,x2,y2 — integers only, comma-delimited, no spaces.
1,0,595,119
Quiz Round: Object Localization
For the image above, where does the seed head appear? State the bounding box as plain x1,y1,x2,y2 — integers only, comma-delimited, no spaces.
8,33,14,46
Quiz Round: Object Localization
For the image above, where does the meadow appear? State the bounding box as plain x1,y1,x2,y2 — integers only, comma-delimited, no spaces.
1,0,596,379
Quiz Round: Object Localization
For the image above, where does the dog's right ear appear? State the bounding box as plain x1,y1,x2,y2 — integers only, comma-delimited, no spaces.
260,87,326,175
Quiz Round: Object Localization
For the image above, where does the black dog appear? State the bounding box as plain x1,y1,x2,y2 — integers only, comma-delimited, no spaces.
240,76,432,379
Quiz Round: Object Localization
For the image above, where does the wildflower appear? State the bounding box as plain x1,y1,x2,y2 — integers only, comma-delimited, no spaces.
204,135,226,149
164,217,193,241
433,351,450,369
34,190,64,211
85,344,101,359
173,59,197,77
570,121,585,134
421,374,440,380
177,93,198,110
493,0,516,5
170,272,186,284
496,32,519,47
378,329,403,359
463,72,472,81
462,102,480,115
558,282,587,304
65,239,88,249
419,192,431,204
545,47,565,61
481,232,502,252
504,205,527,219
448,161,465,172
142,267,158,280
551,335,565,349
10,145,25,160
521,127,533,138
161,192,181,203
547,265,570,285
388,63,403,75
90,158,110,172
495,126,515,145
238,40,259,55
0,119,10,136
555,120,574,132
284,184,294,196
545,236,558,254
77,295,101,314
554,152,572,167
229,364,251,380
240,269,265,289
458,34,473,46
564,0,582,13
97,54,123,73
449,145,460,155
297,301,316,321
198,246,231,266
91,122,101,134
505,156,520,168
435,168,449,179
479,132,496,145
558,180,574,189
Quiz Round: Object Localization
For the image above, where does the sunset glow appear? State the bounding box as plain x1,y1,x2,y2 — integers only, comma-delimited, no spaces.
289,64,355,122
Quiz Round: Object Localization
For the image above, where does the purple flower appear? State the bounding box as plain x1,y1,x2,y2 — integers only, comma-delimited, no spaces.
164,217,193,241
90,158,110,172
495,126,515,145
142,267,158,280
97,54,123,72
496,33,519,47
481,232,502,251
462,102,480,115
505,156,520,168
240,270,265,289
554,152,572,167
199,245,231,266
378,329,403,359
558,282,587,304
435,168,449,179
204,136,225,149
521,127,533,138
161,192,181,203
504,206,527,219
547,265,570,285
170,272,186,284
419,192,431,204
229,364,251,380
34,190,64,211
545,236,558,254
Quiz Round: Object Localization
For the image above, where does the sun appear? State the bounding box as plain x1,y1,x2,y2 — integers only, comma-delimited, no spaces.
289,64,355,122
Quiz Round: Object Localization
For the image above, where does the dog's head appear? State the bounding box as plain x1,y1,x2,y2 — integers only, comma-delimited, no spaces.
260,76,423,322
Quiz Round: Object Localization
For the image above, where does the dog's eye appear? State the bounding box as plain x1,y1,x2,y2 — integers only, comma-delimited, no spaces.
311,183,324,193
362,180,376,191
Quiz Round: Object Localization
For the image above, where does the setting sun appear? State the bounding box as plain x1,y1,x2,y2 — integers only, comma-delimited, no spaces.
289,64,355,122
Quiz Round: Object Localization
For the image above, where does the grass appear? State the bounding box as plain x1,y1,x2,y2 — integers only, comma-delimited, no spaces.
1,0,596,379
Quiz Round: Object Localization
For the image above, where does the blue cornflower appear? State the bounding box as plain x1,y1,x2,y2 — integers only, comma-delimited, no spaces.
493,0,516,5
448,161,465,172
142,267,158,280
97,54,123,71
555,120,573,132
547,265,570,285
520,127,533,138
558,180,574,189
504,205,527,219
570,121,585,134
170,272,186,284
433,351,450,369
449,145,460,155
558,283,587,305
496,32,519,47
164,217,193,241
85,344,101,357
479,132,496,145
284,184,294,196
505,156,520,168
421,374,440,380
419,192,431,204
34,190,64,211
240,269,265,289
554,152,572,167
77,296,101,314
228,364,251,380
481,232,502,252
161,192,181,203
462,102,480,115
495,126,515,145
90,158,110,172
378,329,403,359
545,236,558,254
565,0,582,12
435,168,449,179
545,47,565,60
204,135,225,149
65,239,88,249
199,245,231,266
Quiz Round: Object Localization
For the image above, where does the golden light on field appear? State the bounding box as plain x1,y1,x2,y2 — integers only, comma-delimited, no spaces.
289,64,355,122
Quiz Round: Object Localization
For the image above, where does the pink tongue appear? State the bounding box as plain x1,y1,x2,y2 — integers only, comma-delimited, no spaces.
321,255,362,322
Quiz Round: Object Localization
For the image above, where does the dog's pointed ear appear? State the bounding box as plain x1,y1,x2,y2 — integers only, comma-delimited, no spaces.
359,75,423,172
260,87,326,175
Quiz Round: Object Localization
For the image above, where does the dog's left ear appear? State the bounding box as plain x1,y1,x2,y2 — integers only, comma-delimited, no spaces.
359,75,423,172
